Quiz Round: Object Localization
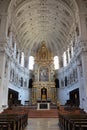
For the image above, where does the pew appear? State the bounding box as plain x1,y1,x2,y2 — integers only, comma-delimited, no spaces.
59,113,87,130
0,122,11,130
0,114,22,130
0,112,28,130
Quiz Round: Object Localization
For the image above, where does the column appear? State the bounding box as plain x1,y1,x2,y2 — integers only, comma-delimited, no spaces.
24,54,29,69
0,51,5,112
79,13,87,41
69,46,72,60
0,51,10,112
16,49,18,62
2,54,10,109
17,50,20,64
0,15,7,42
0,13,9,112
14,42,16,59
74,6,87,111
66,50,69,64
71,43,74,58
77,56,84,109
78,7,87,95
59,56,63,68
19,51,22,64
81,51,87,96
8,29,13,47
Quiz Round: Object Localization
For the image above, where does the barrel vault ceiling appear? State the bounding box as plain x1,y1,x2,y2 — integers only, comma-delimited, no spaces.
9,0,78,56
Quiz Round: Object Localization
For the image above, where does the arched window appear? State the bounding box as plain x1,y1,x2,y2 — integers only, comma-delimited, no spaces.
54,56,59,70
29,56,34,70
21,52,24,67
63,51,67,67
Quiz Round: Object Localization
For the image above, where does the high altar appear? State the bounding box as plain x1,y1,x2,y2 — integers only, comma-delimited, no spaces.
32,41,57,104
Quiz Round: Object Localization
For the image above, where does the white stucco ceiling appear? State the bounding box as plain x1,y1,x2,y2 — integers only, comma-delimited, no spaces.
9,0,78,56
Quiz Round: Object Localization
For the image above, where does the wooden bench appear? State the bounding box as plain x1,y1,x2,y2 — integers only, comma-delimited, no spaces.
0,122,11,130
0,114,22,130
0,113,28,130
59,113,87,130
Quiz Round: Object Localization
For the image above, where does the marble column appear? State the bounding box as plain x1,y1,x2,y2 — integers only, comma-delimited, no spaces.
2,54,10,109
0,13,9,112
0,51,5,112
0,50,10,112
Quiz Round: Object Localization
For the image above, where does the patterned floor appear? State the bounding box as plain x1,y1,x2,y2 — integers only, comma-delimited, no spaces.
24,118,61,130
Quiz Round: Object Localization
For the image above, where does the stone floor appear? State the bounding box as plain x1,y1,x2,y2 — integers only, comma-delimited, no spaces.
24,118,61,130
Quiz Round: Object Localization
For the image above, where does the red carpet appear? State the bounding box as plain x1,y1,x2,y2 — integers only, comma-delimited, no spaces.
28,109,58,118
4,106,58,118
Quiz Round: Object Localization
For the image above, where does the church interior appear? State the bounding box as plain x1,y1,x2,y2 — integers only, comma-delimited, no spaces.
0,0,87,130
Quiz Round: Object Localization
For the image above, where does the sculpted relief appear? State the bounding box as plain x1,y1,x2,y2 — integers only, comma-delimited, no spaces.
35,41,53,64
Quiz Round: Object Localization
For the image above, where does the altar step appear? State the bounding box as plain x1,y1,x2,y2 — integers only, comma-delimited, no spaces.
28,109,58,118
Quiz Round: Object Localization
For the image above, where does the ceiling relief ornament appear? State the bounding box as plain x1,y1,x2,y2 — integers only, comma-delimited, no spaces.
9,0,78,56
34,41,53,65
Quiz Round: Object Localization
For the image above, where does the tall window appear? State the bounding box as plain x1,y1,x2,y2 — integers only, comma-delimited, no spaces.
54,56,59,70
21,52,24,67
63,51,67,67
29,56,34,70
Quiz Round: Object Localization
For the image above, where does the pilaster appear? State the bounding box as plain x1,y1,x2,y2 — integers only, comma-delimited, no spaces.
0,14,8,43
58,56,63,68
0,46,8,111
75,40,87,109
81,51,87,95
24,55,29,69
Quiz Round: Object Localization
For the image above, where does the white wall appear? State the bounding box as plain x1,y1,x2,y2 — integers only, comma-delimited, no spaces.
9,82,29,105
